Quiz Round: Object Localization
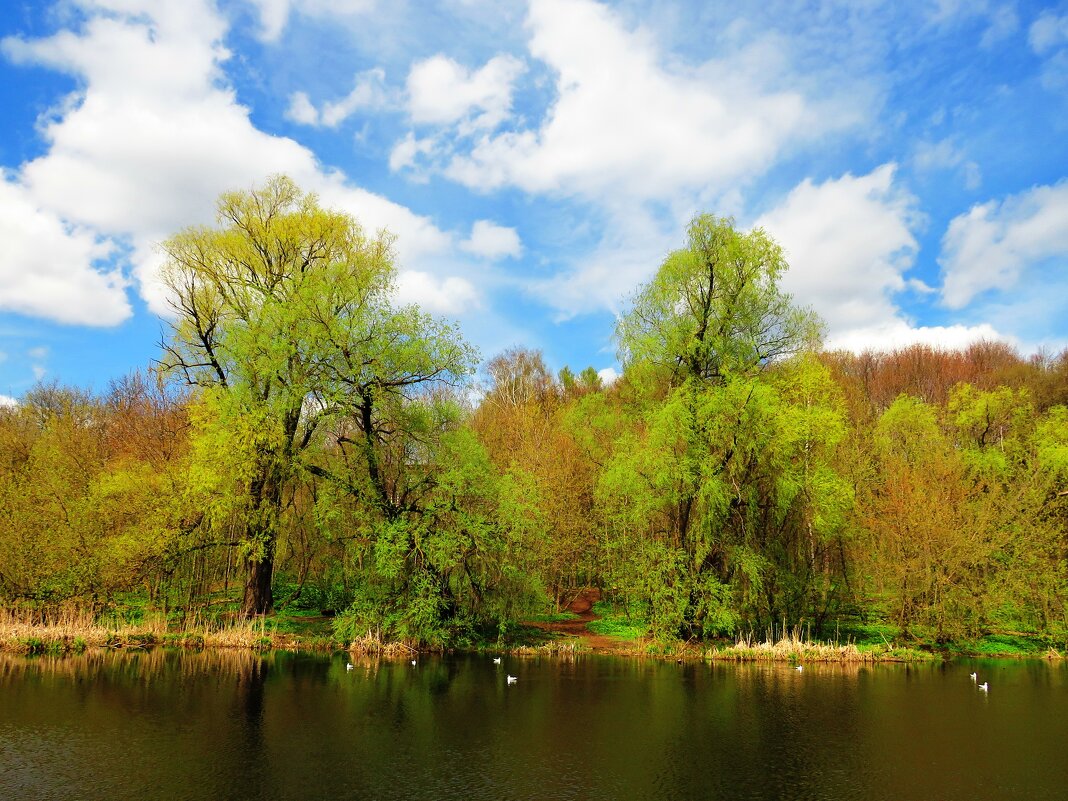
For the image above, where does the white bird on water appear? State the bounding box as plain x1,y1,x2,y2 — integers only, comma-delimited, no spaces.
411,659,417,666
493,657,502,665
969,672,977,681
507,675,518,684
978,682,989,692
795,665,803,672
346,663,353,671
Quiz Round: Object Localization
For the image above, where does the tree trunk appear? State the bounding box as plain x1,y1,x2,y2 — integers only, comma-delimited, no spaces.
241,540,275,617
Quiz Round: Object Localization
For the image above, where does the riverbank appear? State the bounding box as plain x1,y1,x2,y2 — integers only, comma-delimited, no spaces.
2,604,1063,662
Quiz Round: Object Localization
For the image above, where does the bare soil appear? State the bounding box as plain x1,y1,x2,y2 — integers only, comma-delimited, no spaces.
527,588,627,652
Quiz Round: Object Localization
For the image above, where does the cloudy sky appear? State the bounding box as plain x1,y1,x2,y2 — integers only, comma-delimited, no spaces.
1,0,1067,400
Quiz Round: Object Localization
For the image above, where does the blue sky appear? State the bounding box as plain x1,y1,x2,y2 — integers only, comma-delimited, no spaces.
1,0,1067,401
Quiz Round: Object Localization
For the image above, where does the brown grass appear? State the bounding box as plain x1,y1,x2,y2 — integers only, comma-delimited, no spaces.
708,628,936,663
0,606,338,654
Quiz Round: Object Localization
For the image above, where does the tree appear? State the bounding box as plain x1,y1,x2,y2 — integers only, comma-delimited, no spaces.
601,215,832,637
160,175,474,616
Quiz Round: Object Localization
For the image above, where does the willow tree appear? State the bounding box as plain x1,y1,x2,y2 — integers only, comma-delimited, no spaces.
603,215,839,637
160,176,474,616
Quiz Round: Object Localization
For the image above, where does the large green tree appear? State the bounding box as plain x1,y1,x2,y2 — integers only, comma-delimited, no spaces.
603,215,838,636
160,176,474,616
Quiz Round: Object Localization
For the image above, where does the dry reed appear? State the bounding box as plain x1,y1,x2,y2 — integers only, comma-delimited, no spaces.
708,627,933,663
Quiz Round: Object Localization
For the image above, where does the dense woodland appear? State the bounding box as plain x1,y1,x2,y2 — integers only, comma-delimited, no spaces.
2,177,1066,647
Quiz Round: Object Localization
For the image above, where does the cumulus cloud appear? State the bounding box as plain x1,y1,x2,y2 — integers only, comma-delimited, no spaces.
407,54,525,131
755,164,920,334
394,271,480,315
285,69,390,127
0,394,17,408
441,0,855,199
826,322,1007,353
0,174,130,326
1,0,458,322
460,220,522,260
939,180,1068,309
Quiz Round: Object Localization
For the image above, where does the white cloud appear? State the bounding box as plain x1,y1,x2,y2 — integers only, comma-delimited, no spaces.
752,165,1010,352
388,131,437,173
284,91,319,125
248,0,377,42
979,4,1018,48
528,202,678,319
27,346,49,360
460,220,522,260
1029,11,1068,91
1,0,455,321
0,394,17,408
826,322,1007,353
1029,11,1068,54
31,365,47,381
407,54,525,131
912,138,981,189
441,0,856,199
939,180,1068,308
0,174,130,326
755,164,920,335
394,271,480,315
285,69,389,127
597,366,619,385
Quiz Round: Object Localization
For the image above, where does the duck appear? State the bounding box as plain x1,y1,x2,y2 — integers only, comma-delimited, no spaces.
978,682,989,692
507,675,518,684
493,657,502,665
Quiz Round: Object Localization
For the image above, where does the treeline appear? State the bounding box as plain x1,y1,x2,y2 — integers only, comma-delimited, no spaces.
1,177,1065,646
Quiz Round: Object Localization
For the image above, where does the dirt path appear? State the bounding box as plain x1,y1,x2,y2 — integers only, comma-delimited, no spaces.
528,588,625,652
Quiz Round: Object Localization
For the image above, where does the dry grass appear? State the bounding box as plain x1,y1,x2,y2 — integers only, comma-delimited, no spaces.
507,638,584,656
708,628,935,663
0,606,335,654
346,629,420,658
0,606,168,654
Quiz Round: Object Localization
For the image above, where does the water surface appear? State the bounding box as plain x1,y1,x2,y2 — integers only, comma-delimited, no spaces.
1,650,1065,800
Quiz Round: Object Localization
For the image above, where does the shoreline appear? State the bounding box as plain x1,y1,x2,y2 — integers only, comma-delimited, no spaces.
2,621,1063,662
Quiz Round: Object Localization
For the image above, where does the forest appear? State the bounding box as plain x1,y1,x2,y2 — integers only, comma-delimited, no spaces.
2,176,1066,650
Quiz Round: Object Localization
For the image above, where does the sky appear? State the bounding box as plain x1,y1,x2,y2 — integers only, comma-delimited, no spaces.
1,0,1067,402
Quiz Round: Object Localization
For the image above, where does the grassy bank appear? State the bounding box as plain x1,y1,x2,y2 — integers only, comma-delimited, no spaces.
0,607,345,656
3,602,1064,662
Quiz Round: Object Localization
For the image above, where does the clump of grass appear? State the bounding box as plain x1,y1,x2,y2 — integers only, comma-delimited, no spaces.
509,638,584,656
346,629,418,658
0,606,168,655
709,627,937,663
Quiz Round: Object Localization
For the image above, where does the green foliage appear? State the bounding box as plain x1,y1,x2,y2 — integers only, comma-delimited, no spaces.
587,601,649,640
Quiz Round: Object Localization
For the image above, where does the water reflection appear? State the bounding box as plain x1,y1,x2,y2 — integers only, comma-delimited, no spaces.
0,652,1065,800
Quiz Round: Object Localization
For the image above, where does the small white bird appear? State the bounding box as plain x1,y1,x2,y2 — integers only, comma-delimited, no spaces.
507,675,517,684
346,663,353,671
795,665,804,672
411,659,417,666
493,657,502,665
969,672,977,681
978,682,989,692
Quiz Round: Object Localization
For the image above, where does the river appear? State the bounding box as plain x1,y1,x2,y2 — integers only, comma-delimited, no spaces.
1,650,1065,800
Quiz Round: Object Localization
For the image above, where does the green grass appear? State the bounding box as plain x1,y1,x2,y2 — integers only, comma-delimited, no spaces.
587,601,649,641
